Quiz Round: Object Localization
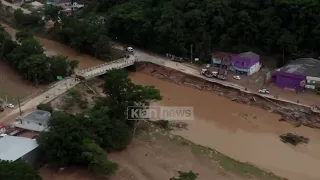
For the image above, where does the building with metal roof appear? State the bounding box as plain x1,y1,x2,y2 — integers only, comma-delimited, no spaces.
273,58,320,90
238,51,260,59
0,135,38,164
15,110,51,132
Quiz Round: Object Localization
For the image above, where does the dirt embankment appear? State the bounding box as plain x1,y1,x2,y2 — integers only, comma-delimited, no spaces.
137,63,320,128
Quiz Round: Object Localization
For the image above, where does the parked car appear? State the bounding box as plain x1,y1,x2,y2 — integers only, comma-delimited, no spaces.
172,56,184,62
233,75,241,80
126,47,134,53
258,88,270,94
6,104,14,108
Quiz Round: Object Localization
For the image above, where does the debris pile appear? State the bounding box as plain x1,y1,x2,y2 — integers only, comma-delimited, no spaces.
280,133,309,146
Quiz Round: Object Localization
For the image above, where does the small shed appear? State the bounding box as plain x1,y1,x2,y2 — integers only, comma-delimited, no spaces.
0,136,39,165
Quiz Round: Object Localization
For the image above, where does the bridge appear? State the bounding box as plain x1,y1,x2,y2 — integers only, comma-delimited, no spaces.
75,56,136,79
1,0,31,14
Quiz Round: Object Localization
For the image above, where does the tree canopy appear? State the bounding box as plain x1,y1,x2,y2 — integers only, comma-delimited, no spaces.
13,0,320,65
0,27,78,84
36,69,161,175
31,0,320,66
0,160,42,180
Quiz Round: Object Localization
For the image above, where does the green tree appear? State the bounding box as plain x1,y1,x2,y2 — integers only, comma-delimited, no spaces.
0,160,42,180
170,171,198,180
82,139,118,175
37,103,53,113
103,69,162,120
44,5,61,21
1,29,78,84
16,31,33,42
36,112,92,167
14,9,43,28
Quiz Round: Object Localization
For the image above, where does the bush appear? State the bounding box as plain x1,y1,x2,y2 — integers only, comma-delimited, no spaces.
37,103,53,113
280,133,309,146
171,171,198,180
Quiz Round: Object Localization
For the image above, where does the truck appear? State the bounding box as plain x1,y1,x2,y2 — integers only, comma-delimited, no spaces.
200,69,217,78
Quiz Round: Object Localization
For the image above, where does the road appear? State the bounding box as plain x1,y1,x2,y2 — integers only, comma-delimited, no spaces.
1,0,31,14
1,78,78,123
112,44,319,112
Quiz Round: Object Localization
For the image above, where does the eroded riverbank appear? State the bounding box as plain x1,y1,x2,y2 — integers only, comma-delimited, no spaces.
130,71,320,180
137,63,320,128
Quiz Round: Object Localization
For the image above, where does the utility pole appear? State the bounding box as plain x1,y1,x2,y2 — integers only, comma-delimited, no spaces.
17,97,22,116
190,44,193,63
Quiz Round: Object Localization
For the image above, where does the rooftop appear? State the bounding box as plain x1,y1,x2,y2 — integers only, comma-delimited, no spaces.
238,51,259,59
211,52,234,60
22,110,51,124
0,135,38,161
279,58,320,77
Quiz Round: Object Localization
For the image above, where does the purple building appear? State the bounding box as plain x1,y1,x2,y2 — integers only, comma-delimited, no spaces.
231,51,261,75
272,58,320,90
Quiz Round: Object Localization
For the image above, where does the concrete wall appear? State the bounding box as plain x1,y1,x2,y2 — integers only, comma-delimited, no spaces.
19,147,38,166
249,62,261,75
273,71,306,89
15,119,48,132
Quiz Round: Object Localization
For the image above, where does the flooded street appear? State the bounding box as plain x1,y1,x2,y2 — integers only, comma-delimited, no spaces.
130,72,320,180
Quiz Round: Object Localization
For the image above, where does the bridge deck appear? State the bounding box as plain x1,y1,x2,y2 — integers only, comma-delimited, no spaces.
75,56,135,79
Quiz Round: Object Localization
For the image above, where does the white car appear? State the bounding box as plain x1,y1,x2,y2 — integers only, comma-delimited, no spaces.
6,104,14,108
126,47,133,53
233,75,241,80
259,89,270,94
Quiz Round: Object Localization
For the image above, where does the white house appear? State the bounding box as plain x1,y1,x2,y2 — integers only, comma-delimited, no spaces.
14,110,51,132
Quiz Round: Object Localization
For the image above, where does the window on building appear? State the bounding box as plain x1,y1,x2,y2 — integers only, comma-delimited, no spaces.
242,62,244,66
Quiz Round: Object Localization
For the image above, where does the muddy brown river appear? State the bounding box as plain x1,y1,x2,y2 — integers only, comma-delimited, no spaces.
2,23,320,180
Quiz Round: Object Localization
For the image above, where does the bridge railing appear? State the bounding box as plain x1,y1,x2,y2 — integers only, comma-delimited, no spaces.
77,57,134,74
85,59,135,79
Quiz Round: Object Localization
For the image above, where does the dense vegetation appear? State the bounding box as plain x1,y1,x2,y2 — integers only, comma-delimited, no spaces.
37,0,320,66
36,69,161,175
0,27,78,84
0,160,42,180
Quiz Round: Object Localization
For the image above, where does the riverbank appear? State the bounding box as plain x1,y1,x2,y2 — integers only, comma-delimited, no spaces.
130,71,320,180
136,63,320,128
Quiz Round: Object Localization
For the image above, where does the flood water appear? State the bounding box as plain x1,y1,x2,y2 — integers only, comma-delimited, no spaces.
130,72,320,180
2,23,320,180
1,24,105,70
